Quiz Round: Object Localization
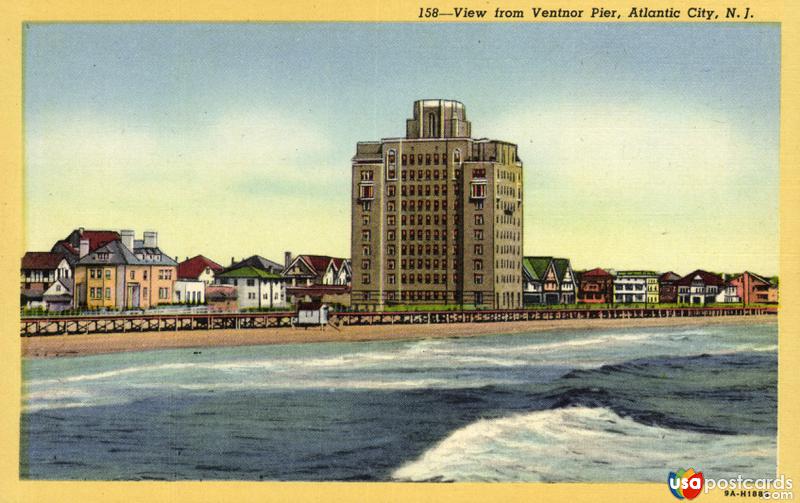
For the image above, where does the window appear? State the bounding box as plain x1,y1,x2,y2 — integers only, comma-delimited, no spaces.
474,274,484,285
360,170,374,181
362,230,371,241
476,199,484,210
247,279,255,287
388,259,395,270
362,259,370,270
409,154,415,166
427,112,437,136
143,270,148,280
387,149,397,180
388,274,396,285
248,292,256,300
105,287,111,299
359,184,374,200
434,153,439,164
105,269,111,279
362,274,371,285
454,149,461,164
474,259,483,271
387,201,395,212
470,183,486,199
387,245,395,255
387,185,396,197
425,154,431,165
475,214,484,225
473,168,486,179
474,229,484,240
363,245,371,256
475,244,483,255
402,154,407,165
130,270,135,280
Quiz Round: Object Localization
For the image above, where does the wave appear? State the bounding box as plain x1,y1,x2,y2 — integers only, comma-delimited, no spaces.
391,407,775,482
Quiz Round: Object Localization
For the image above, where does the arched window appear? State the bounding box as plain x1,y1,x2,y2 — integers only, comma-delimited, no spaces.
453,149,461,164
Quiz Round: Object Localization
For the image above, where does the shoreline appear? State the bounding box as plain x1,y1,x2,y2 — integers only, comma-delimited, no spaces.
21,314,777,359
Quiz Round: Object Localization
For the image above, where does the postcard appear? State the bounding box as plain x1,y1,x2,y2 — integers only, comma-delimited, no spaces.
3,0,798,501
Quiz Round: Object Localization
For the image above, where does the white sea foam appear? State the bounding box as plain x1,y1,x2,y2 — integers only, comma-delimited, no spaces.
392,407,775,482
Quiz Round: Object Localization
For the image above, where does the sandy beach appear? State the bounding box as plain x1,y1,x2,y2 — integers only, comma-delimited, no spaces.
20,314,776,359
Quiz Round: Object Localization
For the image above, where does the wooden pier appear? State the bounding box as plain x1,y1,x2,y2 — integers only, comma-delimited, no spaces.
20,306,776,337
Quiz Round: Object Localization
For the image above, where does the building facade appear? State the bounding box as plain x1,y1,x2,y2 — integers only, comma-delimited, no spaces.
729,271,771,305
613,271,658,304
351,99,523,310
73,230,178,310
577,268,614,304
676,270,725,305
659,272,681,303
214,265,287,310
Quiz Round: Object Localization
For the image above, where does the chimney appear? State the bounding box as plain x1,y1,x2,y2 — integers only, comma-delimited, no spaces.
143,231,157,248
79,239,89,258
231,256,235,265
120,229,135,251
285,251,292,268
78,227,85,236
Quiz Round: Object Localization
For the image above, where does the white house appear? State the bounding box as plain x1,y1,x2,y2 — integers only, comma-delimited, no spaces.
215,265,287,310
614,271,658,304
174,279,206,304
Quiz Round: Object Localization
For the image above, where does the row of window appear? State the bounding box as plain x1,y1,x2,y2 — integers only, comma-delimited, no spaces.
89,287,111,299
496,275,520,285
89,268,112,280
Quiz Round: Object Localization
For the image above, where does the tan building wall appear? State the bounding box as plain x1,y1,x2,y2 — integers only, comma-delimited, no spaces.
351,100,523,311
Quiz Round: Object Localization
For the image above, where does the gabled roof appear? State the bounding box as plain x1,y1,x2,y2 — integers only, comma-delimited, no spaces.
44,278,73,297
552,258,573,282
737,271,771,286
77,240,139,265
63,229,121,252
676,269,725,287
177,255,224,279
228,255,284,274
217,265,282,280
581,267,613,279
21,252,68,270
523,257,552,281
659,271,682,282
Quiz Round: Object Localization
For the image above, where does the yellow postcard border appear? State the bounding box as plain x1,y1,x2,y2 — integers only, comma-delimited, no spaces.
1,1,797,502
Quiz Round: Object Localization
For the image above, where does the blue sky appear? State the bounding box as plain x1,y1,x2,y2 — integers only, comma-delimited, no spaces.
24,23,780,275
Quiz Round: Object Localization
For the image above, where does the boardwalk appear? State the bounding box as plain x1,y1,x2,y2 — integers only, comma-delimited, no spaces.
20,306,777,337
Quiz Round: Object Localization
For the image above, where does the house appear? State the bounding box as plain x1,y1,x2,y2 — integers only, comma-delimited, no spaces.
205,284,238,312
20,252,73,309
42,278,74,312
715,281,741,303
214,265,287,310
174,280,205,304
283,253,352,306
522,257,575,305
659,272,681,303
73,230,178,310
177,255,224,285
614,271,658,304
283,253,350,287
522,257,546,305
553,258,576,304
577,268,614,304
676,270,726,305
729,271,771,305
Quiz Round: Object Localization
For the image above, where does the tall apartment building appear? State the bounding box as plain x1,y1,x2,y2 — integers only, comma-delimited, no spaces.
351,99,523,311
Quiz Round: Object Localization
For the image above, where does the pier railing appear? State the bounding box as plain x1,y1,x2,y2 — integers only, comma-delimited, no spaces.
20,306,777,337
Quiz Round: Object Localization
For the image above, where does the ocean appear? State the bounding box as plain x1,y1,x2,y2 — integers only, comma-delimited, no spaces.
20,321,777,481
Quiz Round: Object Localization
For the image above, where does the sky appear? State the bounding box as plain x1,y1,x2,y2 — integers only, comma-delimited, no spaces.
24,23,780,275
